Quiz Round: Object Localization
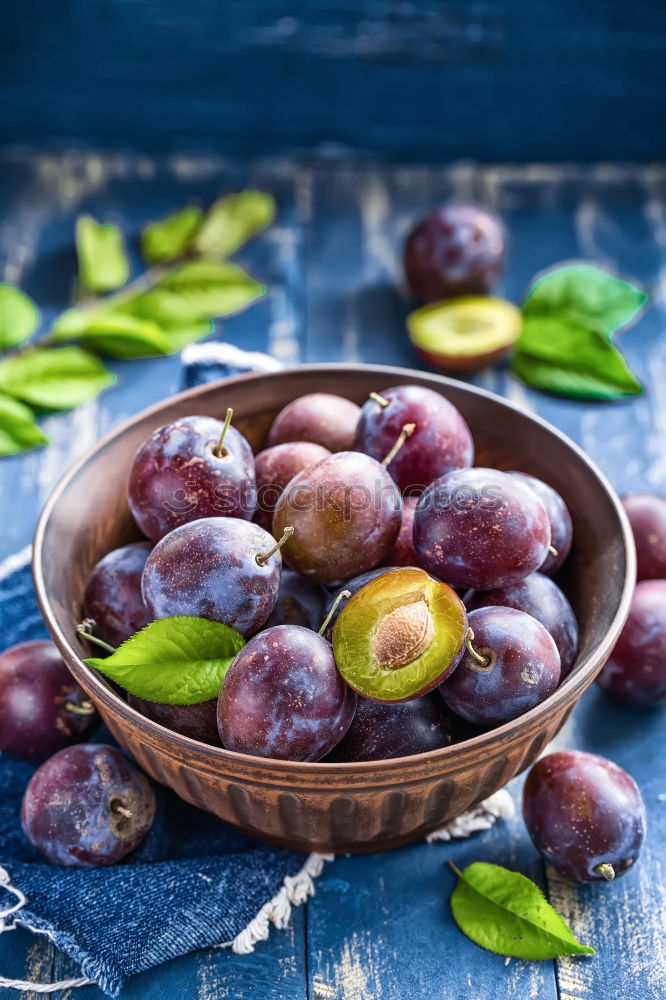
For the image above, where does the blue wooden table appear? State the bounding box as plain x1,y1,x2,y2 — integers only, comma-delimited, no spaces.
0,151,664,999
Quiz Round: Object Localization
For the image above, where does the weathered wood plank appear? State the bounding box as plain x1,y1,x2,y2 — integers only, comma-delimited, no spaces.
3,2,666,161
1,153,665,999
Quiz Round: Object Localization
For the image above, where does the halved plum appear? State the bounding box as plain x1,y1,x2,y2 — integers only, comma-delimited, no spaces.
332,567,467,702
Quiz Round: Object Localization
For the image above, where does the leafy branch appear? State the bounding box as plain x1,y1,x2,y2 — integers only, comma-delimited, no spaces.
0,190,275,457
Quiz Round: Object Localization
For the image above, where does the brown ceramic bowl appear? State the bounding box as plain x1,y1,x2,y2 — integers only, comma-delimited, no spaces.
33,364,635,854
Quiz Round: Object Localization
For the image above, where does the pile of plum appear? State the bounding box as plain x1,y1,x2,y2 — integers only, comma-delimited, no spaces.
0,383,660,881
84,382,580,761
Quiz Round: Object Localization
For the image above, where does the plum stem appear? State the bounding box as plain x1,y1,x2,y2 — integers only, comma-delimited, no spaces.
382,422,416,467
465,627,490,668
594,863,615,881
256,526,294,566
76,620,116,655
64,699,97,716
214,407,234,458
446,859,463,877
318,590,352,636
548,544,558,557
110,798,132,820
369,391,389,409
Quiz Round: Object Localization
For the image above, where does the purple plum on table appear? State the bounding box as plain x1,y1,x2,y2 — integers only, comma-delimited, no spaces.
22,744,156,867
403,202,506,302
0,640,98,762
597,579,666,707
622,493,666,581
523,750,646,882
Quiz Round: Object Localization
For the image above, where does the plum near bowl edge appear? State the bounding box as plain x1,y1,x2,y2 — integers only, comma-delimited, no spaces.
32,363,635,854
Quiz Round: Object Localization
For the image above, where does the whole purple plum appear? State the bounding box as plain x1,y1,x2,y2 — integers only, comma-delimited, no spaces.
381,495,418,567
263,569,328,631
465,572,578,678
354,385,474,495
622,493,666,581
82,542,152,646
128,694,220,745
273,451,402,585
141,517,283,635
127,414,256,540
414,468,551,589
440,606,560,727
523,750,646,882
254,441,331,532
22,744,156,867
326,693,453,762
0,640,98,762
510,472,572,575
267,393,361,453
597,579,666,707
218,625,356,761
403,203,506,301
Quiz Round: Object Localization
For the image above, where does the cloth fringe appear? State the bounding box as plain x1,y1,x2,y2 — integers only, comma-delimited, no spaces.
426,789,515,842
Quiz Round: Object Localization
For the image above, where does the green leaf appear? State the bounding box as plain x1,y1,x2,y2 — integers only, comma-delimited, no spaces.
85,616,244,704
51,307,172,359
140,205,203,264
76,215,130,293
512,317,642,400
0,284,39,350
0,392,49,456
98,296,215,353
450,862,596,960
193,190,275,257
131,259,265,323
0,347,115,409
523,263,648,342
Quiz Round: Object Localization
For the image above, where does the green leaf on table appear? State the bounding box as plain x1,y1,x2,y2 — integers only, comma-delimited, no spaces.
514,261,647,400
0,392,49,456
449,862,596,960
193,190,275,257
512,317,642,400
50,307,173,359
140,205,203,264
0,346,115,409
130,258,265,324
85,616,245,704
523,263,648,342
76,215,130,293
0,284,39,350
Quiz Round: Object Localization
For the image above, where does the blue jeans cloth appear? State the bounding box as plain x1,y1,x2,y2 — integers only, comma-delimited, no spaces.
0,345,311,996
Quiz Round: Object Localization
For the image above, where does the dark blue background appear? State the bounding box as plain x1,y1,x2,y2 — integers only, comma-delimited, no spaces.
3,0,666,161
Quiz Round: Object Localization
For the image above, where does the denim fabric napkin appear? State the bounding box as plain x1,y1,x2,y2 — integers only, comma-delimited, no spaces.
0,342,513,996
